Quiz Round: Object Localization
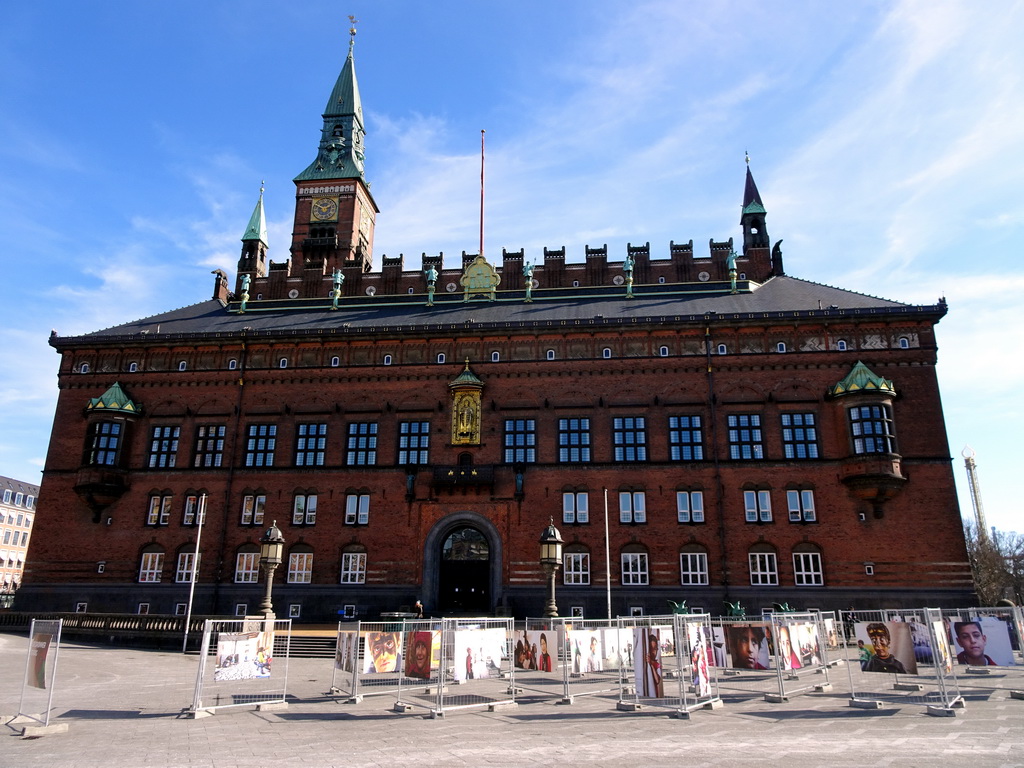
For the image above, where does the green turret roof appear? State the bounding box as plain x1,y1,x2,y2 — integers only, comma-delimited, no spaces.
449,360,484,389
85,382,140,414
295,34,367,183
242,186,268,246
828,361,896,398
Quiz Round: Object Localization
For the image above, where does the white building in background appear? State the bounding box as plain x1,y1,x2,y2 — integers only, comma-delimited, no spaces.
0,475,38,607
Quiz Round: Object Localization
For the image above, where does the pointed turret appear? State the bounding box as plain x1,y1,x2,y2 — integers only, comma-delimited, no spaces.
295,30,366,183
237,184,269,285
740,157,769,252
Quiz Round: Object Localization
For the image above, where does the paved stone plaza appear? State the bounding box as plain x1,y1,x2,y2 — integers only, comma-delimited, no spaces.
1,633,1021,767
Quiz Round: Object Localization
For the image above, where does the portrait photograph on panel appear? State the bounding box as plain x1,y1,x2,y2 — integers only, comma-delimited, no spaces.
952,616,1016,667
725,623,772,670
583,630,603,673
854,621,918,675
363,630,402,674
775,623,802,670
334,630,357,673
793,621,822,667
687,621,711,698
634,626,664,698
931,619,953,674
404,630,434,680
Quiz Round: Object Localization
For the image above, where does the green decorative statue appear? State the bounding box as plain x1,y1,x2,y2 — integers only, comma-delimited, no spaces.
771,602,796,613
668,600,688,614
725,600,745,618
523,262,534,303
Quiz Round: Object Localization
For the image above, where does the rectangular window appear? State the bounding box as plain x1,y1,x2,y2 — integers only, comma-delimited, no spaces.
292,494,318,525
793,552,824,586
14,494,23,508
562,492,589,524
748,552,779,586
398,421,430,465
245,424,277,467
619,491,646,524
787,490,816,522
346,422,378,466
146,495,172,526
744,490,772,522
621,552,649,585
503,419,537,463
84,421,122,466
138,552,164,583
345,494,370,525
234,604,247,617
563,552,590,585
176,552,198,583
288,552,313,584
1,490,10,504
182,494,206,526
240,494,266,526
340,552,366,584
680,552,709,585
558,418,591,462
148,425,180,468
728,414,763,459
669,415,704,461
613,417,647,461
193,424,226,468
781,412,818,459
849,405,895,454
234,552,260,584
676,491,705,523
295,422,327,467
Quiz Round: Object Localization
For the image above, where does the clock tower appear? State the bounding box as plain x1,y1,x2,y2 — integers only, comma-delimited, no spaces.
290,21,378,278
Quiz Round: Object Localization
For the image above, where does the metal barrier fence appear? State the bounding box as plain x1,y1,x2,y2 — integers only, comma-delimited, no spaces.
766,612,834,702
841,608,963,716
434,616,515,717
937,605,1024,702
712,617,786,704
16,618,63,729
189,617,291,716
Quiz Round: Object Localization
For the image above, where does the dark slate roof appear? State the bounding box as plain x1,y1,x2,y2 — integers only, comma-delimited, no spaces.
54,276,940,347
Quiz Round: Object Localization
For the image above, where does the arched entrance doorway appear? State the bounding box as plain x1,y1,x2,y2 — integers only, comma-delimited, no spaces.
437,526,490,614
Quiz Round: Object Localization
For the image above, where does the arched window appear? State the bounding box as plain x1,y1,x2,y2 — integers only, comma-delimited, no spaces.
138,545,164,583
792,544,824,586
659,346,669,357
128,362,138,373
620,544,649,585
602,348,612,359
279,358,288,369
491,351,500,362
546,349,556,361
679,545,709,585
340,545,367,584
178,361,187,371
437,353,446,364
748,544,778,586
836,340,847,352
717,344,727,355
234,546,260,583
228,358,238,370
80,363,90,373
332,356,341,367
898,336,910,349
776,342,787,353
287,545,314,584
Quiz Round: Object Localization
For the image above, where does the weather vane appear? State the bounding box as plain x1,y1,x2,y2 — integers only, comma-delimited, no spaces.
349,15,358,37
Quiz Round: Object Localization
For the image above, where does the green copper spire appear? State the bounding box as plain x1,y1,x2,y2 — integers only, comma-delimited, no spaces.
828,361,896,398
241,182,268,246
85,382,140,414
295,22,367,183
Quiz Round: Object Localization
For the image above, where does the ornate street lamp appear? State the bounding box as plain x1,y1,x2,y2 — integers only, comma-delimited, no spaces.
539,518,564,618
258,521,285,620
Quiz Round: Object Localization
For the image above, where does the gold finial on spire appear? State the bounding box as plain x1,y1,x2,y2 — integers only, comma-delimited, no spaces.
348,15,358,37
745,150,750,166
259,179,265,199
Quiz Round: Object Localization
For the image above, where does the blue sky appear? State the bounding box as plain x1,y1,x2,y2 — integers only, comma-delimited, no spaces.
1,1,1021,533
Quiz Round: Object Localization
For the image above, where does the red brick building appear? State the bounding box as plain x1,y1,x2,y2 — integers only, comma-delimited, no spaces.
18,36,974,620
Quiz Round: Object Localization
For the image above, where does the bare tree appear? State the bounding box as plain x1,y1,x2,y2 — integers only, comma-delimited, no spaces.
965,522,1024,605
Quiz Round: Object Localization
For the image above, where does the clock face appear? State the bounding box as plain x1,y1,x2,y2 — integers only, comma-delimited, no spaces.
311,197,339,222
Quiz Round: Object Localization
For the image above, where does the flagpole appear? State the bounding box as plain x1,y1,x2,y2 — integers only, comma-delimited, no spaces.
479,129,486,260
604,488,612,619
182,493,207,653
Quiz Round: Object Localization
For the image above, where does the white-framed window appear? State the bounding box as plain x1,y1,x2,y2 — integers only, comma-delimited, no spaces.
898,336,910,349
240,494,266,526
137,603,150,615
175,552,198,583
744,490,772,523
748,551,778,586
562,492,589,524
491,351,500,362
776,341,787,353
340,551,366,584
279,357,288,369
618,491,646,523
793,551,824,586
175,603,187,616
289,604,301,618
80,362,90,373
437,353,446,364
345,494,369,525
75,602,88,613
659,345,669,357
563,552,590,585
128,362,139,373
234,552,260,584
288,552,313,584
621,552,649,585
836,340,847,351
680,551,709,585
292,493,317,525
234,603,247,617
1,490,9,504
332,356,341,367
787,490,816,522
146,495,172,526
602,347,612,359
864,562,875,576
546,349,556,361
676,490,704,523
228,358,238,370
717,343,727,355
382,355,391,366
182,494,205,526
138,551,164,583
178,361,187,371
